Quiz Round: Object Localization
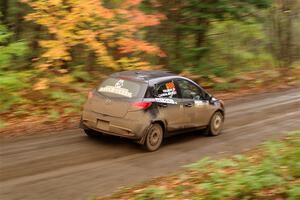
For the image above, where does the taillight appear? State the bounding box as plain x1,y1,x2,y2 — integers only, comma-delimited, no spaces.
88,91,93,100
131,101,152,110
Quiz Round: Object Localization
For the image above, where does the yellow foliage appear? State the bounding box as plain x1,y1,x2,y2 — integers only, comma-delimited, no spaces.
36,63,51,71
33,78,49,90
55,75,74,84
24,0,165,70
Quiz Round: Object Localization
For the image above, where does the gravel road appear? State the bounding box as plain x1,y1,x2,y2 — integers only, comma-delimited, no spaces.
1,88,299,200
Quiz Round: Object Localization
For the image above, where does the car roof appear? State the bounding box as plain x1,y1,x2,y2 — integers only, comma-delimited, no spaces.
110,70,178,82
109,70,206,91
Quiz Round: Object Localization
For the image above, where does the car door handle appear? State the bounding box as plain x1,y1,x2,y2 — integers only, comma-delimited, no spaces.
158,103,168,107
184,103,193,107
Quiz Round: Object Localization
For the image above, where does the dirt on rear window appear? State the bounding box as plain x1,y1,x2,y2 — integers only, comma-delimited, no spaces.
98,78,147,98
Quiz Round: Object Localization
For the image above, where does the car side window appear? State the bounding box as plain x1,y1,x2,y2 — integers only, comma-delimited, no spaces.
154,80,178,98
176,79,204,100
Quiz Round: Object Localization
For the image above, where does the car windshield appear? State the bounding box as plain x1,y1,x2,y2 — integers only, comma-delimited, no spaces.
97,78,146,98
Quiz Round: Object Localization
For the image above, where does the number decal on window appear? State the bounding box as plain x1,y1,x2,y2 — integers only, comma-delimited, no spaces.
157,81,177,98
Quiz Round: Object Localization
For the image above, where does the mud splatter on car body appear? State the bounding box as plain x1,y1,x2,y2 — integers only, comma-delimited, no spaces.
80,70,225,151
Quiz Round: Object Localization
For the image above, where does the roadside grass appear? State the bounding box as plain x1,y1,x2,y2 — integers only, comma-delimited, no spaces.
106,130,300,200
0,70,100,128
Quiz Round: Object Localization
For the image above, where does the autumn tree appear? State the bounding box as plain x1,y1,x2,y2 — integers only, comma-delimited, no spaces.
23,0,165,71
142,0,272,71
268,0,300,70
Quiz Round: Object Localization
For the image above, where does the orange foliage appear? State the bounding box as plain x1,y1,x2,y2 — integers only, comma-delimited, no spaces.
118,38,166,57
23,0,165,70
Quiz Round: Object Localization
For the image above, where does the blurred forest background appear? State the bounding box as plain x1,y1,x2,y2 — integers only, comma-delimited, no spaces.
0,0,300,127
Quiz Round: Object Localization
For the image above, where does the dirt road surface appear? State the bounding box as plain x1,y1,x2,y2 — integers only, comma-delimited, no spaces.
1,88,300,200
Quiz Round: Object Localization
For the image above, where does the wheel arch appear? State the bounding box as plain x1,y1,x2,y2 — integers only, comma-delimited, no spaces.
216,109,225,119
138,120,166,145
206,109,225,136
151,120,166,136
207,109,225,128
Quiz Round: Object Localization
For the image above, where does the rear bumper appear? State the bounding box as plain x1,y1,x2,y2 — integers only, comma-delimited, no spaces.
81,110,149,139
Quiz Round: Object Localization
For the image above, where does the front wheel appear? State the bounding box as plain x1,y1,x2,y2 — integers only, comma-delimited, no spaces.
144,123,164,152
207,111,224,136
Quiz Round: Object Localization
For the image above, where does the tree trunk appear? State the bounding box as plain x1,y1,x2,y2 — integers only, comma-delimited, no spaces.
195,19,209,62
0,0,8,24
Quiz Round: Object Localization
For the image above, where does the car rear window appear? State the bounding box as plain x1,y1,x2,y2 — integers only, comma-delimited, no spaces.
98,78,146,98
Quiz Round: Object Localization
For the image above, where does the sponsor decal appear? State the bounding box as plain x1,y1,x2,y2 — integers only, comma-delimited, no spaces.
194,100,208,107
155,98,177,104
114,79,124,88
98,85,132,98
98,79,133,97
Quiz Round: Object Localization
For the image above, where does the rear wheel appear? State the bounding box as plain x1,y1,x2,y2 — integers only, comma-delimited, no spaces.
83,128,100,137
207,111,224,136
144,123,163,152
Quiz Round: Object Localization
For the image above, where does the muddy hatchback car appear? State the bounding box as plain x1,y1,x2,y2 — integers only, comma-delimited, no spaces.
80,70,225,151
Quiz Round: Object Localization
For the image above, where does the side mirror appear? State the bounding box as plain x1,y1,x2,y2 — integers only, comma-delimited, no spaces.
208,95,216,104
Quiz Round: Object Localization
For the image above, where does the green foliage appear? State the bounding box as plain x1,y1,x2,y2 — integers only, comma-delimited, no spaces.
0,71,32,112
287,182,300,200
48,90,74,103
71,66,92,82
0,69,85,118
204,19,274,77
191,131,300,199
48,89,85,108
214,82,240,91
0,119,6,128
87,196,98,200
48,110,60,121
137,186,166,200
186,157,213,171
0,21,30,114
112,130,300,199
1,0,300,124
0,24,27,69
143,0,273,73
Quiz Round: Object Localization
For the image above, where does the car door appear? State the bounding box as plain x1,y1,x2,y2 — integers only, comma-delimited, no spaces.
153,79,185,132
175,78,211,128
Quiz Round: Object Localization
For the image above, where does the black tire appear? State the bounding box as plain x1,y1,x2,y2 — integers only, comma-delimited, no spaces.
83,128,100,138
207,111,224,136
144,123,164,152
